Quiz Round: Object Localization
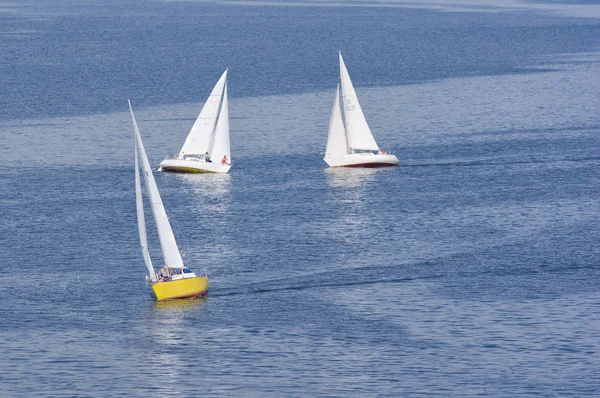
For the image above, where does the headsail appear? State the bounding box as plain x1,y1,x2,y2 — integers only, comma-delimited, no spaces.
325,82,349,158
339,52,379,151
209,81,231,163
129,99,185,269
134,133,156,281
179,69,228,156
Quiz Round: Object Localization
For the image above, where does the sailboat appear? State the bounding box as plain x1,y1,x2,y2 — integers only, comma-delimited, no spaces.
324,53,399,168
129,99,209,300
159,69,232,173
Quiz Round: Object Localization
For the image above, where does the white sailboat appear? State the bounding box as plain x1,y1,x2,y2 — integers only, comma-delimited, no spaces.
129,99,208,300
324,53,399,168
159,69,232,174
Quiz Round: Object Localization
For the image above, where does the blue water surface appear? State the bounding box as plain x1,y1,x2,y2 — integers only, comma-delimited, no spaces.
0,1,599,397
0,0,599,121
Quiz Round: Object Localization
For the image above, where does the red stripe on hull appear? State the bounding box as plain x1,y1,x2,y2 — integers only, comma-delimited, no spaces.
343,163,398,168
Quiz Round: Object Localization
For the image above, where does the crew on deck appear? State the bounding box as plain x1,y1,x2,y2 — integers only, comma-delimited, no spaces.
158,267,172,281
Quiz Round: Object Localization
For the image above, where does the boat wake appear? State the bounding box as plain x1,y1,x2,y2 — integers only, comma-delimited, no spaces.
208,262,446,298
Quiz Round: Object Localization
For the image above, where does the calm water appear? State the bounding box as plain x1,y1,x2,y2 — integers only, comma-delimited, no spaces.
1,1,599,396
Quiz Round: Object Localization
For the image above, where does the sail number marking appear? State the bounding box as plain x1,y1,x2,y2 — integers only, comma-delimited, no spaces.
343,96,356,111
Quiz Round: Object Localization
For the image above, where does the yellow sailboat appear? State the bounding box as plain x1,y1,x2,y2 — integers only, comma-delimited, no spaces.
129,99,208,300
152,271,208,300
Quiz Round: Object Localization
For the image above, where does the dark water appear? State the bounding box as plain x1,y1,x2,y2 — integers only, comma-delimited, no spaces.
1,1,599,396
1,0,599,121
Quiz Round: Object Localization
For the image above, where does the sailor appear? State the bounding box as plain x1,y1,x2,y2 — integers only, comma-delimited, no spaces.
205,151,212,163
158,267,168,281
221,155,228,165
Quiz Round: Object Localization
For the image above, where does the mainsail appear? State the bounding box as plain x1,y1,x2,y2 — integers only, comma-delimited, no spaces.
129,99,185,269
179,69,228,156
339,52,379,151
209,82,231,163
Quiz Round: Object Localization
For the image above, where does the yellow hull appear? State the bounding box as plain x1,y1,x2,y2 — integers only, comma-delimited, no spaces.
151,276,208,301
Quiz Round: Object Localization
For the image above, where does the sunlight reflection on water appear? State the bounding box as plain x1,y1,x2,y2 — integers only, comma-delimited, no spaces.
1,53,598,168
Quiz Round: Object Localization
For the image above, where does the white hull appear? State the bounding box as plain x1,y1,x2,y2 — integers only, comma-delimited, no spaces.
159,158,231,174
324,153,399,168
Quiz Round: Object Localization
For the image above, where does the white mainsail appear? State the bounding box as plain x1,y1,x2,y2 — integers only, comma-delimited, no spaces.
339,52,379,151
179,69,228,157
325,83,349,158
129,99,185,269
209,82,231,163
135,136,156,281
